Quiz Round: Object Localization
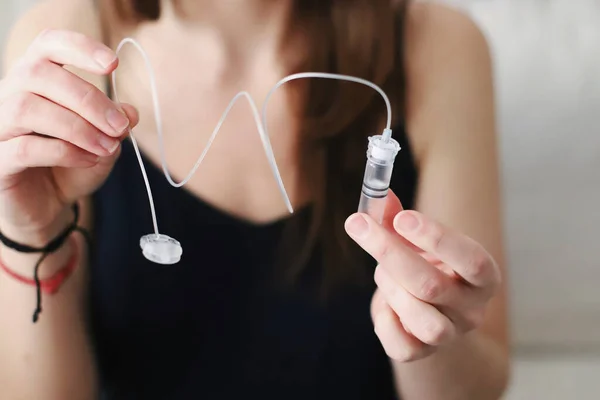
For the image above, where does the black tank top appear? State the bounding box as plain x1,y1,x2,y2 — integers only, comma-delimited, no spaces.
90,9,418,400
90,128,417,399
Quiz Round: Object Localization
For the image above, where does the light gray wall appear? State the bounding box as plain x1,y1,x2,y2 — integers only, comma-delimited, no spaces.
1,0,37,67
0,2,16,52
466,0,600,350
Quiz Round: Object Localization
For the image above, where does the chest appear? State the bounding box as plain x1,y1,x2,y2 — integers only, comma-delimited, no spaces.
89,147,395,397
113,40,305,223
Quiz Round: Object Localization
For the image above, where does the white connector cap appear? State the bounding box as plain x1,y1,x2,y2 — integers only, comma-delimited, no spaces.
140,234,183,264
368,133,401,164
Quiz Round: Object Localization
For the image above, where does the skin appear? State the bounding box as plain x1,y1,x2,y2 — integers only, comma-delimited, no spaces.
0,0,509,399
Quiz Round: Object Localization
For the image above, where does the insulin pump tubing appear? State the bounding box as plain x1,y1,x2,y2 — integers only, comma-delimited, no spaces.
111,38,401,264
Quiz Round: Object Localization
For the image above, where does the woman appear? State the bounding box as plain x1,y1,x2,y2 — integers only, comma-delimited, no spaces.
0,0,509,399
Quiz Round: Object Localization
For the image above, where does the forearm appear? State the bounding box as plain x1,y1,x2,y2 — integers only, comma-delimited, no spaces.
0,218,96,400
392,331,509,400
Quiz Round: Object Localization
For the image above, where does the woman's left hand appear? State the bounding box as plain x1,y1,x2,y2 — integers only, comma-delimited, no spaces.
345,190,501,362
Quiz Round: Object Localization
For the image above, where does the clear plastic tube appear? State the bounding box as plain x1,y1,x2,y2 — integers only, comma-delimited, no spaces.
112,38,292,237
262,72,393,133
110,37,397,264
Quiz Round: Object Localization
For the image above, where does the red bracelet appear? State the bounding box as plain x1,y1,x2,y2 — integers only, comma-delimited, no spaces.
0,236,78,294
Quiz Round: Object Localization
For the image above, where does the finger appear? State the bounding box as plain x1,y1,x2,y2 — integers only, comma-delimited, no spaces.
393,211,500,289
370,289,388,321
24,29,118,74
4,62,129,138
346,213,464,306
380,190,423,254
381,189,403,232
0,135,99,175
373,302,431,362
374,265,456,346
0,92,120,156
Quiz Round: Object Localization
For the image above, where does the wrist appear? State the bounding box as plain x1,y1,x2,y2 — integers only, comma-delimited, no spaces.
0,206,74,248
0,237,75,279
0,205,77,279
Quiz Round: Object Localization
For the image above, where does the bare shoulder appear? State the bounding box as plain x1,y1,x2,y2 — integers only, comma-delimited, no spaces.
404,1,490,58
403,1,494,158
3,0,103,82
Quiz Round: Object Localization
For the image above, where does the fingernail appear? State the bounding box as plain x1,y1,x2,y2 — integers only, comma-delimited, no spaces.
106,108,130,133
395,212,419,232
94,49,117,69
346,214,369,238
98,134,119,154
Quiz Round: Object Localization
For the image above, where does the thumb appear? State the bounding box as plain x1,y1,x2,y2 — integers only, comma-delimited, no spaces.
119,103,140,128
92,103,139,174
63,103,139,200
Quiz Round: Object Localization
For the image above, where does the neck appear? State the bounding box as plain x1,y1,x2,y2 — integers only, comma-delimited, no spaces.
160,0,295,52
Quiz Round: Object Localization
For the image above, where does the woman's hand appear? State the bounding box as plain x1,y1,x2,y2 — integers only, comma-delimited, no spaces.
345,190,501,362
0,29,139,245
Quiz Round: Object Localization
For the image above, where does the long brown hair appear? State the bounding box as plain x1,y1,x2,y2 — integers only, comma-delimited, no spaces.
107,0,409,295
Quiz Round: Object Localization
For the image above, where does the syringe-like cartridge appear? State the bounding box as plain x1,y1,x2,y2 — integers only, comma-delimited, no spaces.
357,132,401,224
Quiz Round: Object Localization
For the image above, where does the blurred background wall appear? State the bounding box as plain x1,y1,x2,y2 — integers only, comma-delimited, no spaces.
2,0,600,398
466,0,600,350
458,1,600,398
1,1,34,48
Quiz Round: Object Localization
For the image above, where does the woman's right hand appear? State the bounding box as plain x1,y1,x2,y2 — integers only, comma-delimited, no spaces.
0,29,139,245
